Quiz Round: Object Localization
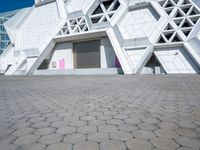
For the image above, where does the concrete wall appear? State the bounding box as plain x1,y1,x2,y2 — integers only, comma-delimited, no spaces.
48,38,117,70
48,42,73,70
100,37,116,68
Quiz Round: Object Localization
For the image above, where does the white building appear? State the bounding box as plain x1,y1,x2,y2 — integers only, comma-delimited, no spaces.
1,0,200,75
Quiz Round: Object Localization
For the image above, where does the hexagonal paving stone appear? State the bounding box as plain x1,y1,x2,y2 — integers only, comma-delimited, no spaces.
87,132,109,143
17,143,46,150
154,129,179,138
63,133,86,144
138,123,158,131
31,122,50,128
0,128,15,136
118,124,138,132
158,122,178,129
89,120,105,126
141,118,160,124
14,135,39,145
100,140,126,150
34,127,56,136
56,126,76,135
132,130,156,140
176,147,197,150
126,138,153,150
124,118,141,125
0,144,19,150
77,125,97,134
98,125,118,133
110,131,132,141
73,141,99,150
81,116,96,121
177,120,197,129
151,137,179,150
106,119,123,125
97,115,112,120
51,120,70,128
175,128,200,138
70,120,87,127
175,136,200,149
46,143,72,150
113,114,129,119
39,134,63,145
0,135,17,144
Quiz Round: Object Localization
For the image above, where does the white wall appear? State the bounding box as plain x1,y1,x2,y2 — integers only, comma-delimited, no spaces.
49,42,73,69
100,38,116,68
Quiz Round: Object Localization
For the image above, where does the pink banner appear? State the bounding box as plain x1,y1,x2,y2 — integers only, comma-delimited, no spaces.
59,59,65,70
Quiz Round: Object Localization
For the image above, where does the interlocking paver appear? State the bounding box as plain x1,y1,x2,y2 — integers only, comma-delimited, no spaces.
77,125,97,134
126,138,153,150
0,135,17,144
151,137,179,150
12,128,35,137
14,135,39,145
98,125,118,133
175,136,200,149
56,126,76,135
154,129,179,139
46,143,72,150
34,127,56,136
100,140,126,150
132,130,156,140
0,75,200,149
39,134,63,145
73,141,99,150
0,144,18,150
17,143,46,150
110,131,132,141
63,133,86,144
87,132,109,143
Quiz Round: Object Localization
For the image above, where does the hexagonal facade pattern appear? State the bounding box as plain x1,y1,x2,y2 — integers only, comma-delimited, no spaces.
1,0,200,75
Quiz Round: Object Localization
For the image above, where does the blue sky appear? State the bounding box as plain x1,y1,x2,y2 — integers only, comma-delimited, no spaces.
0,0,34,13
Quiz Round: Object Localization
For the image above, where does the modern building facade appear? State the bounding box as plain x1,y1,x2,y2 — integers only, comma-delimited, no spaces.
0,10,19,55
1,0,200,75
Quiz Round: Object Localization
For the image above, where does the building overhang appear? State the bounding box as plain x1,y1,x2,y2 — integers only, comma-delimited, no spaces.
53,29,107,43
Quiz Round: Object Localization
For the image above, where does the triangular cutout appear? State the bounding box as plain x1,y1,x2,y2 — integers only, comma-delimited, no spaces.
159,0,165,7
175,9,184,17
189,7,200,16
172,33,182,42
189,16,200,25
181,19,192,28
182,29,191,37
164,0,175,8
163,32,174,40
165,8,173,15
182,0,190,5
181,6,191,14
93,5,103,15
158,35,167,43
172,0,179,4
164,23,174,30
145,54,162,67
174,18,184,27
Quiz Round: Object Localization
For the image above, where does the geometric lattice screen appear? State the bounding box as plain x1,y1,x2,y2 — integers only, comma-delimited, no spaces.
59,17,89,35
158,0,200,43
90,0,120,24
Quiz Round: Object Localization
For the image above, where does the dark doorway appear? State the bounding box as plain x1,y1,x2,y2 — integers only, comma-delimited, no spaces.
74,40,100,68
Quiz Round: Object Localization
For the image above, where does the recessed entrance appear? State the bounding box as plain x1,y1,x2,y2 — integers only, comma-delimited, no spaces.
74,40,100,68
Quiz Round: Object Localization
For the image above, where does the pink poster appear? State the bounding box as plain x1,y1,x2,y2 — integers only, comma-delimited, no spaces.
59,59,65,70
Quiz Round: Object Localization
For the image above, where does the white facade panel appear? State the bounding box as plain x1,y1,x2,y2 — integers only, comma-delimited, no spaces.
1,0,200,75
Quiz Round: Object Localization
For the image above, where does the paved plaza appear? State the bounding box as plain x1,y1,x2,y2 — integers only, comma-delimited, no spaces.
0,75,200,150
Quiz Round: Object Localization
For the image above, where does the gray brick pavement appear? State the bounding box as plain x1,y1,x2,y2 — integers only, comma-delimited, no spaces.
0,75,200,150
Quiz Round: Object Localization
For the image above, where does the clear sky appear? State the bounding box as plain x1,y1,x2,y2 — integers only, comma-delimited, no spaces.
0,0,34,13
